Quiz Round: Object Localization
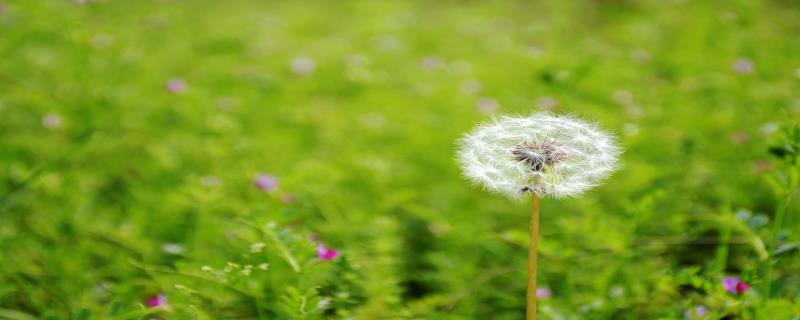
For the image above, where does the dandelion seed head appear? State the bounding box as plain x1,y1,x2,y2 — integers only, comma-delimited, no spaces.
457,113,621,199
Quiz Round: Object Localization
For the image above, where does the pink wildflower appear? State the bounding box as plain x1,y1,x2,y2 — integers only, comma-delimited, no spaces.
165,78,187,93
535,287,552,299
146,294,167,307
732,59,754,74
722,277,751,294
253,174,278,192
316,244,339,260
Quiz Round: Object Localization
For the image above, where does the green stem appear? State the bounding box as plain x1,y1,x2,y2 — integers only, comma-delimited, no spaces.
763,192,793,297
713,210,732,274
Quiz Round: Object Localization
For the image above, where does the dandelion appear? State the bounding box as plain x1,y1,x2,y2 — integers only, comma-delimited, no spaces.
316,244,339,260
457,113,620,199
684,305,708,319
146,294,167,308
253,174,278,192
456,112,620,320
165,78,187,93
722,276,751,294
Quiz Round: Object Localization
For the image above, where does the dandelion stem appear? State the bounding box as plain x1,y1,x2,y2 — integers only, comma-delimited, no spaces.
526,194,540,320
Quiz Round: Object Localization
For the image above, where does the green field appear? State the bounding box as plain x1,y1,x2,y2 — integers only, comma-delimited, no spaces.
1,0,799,319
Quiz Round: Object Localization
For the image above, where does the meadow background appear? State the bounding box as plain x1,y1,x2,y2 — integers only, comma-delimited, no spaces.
1,0,800,319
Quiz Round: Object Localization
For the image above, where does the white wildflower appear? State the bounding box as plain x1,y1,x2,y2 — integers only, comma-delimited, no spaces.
457,113,620,199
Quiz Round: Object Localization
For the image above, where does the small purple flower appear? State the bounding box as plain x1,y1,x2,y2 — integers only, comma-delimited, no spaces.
165,78,187,93
684,305,708,319
722,277,751,294
535,287,552,299
253,174,278,192
42,113,62,129
316,244,339,260
146,294,167,307
290,57,315,75
732,59,754,74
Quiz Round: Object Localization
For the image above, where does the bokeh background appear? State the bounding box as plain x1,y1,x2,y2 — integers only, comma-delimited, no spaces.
1,0,799,319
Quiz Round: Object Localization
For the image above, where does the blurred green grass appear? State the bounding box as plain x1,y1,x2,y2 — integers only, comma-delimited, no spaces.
1,0,799,319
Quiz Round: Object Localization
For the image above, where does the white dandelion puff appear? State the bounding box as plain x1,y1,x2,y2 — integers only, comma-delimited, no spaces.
456,113,621,199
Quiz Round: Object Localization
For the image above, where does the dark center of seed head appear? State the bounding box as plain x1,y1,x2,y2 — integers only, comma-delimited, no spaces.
511,140,568,172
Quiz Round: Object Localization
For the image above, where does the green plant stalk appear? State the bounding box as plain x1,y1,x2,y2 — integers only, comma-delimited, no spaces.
713,213,732,274
762,192,793,297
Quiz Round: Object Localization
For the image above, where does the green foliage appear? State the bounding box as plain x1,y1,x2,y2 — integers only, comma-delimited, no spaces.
1,0,800,319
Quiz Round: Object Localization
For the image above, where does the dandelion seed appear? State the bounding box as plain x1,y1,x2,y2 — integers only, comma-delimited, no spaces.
722,277,751,294
253,174,278,192
732,59,754,74
165,78,187,93
146,294,167,308
535,287,551,299
290,56,315,75
42,113,62,129
457,113,621,199
316,244,339,260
